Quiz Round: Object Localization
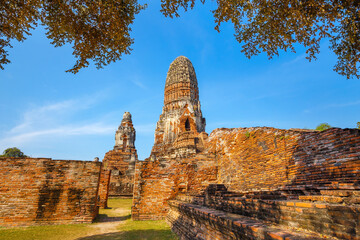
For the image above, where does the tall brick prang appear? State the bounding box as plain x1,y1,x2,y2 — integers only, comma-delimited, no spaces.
132,56,217,220
151,56,207,160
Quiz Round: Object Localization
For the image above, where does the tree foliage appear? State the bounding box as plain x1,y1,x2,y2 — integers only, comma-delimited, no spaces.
357,122,360,129
1,0,359,78
315,122,332,131
161,0,359,79
0,147,28,158
1,0,145,73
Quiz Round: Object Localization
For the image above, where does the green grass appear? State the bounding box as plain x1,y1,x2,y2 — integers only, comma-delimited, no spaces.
120,219,177,240
99,198,133,217
0,224,93,240
108,198,133,209
94,198,132,222
0,198,178,240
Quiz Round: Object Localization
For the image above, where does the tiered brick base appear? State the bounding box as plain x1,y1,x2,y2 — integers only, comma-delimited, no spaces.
167,200,326,240
168,185,360,239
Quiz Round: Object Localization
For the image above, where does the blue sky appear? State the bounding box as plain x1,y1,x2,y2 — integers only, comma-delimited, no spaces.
0,2,359,160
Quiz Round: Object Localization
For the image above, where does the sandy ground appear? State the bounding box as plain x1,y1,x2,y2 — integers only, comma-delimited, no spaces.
84,201,132,237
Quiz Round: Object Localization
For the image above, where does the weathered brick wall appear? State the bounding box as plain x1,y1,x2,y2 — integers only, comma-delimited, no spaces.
131,155,217,220
133,127,359,222
102,149,136,197
206,127,360,192
167,127,360,240
97,168,111,208
0,158,101,227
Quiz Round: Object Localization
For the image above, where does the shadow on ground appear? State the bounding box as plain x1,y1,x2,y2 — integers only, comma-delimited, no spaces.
75,229,177,240
94,214,131,223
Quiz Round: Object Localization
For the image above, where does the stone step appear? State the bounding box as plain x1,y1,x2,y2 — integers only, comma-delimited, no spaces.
320,190,360,197
168,200,332,240
297,190,360,204
244,193,288,200
298,195,360,204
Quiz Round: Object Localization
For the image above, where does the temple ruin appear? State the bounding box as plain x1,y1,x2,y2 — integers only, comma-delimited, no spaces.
132,56,360,239
103,111,137,197
150,56,207,160
0,56,359,239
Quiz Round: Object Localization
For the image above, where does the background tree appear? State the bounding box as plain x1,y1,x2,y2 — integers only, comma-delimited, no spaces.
315,123,332,131
0,147,28,157
357,122,360,129
1,0,359,78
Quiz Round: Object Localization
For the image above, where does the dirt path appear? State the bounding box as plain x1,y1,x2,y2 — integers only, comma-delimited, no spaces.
87,221,124,235
80,198,132,238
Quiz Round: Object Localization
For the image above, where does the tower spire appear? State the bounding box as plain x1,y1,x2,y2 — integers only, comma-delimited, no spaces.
115,112,136,151
150,56,206,160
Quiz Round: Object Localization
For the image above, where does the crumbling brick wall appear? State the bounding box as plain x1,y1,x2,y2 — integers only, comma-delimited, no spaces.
133,127,360,223
102,149,136,197
97,168,111,208
0,158,102,227
131,155,217,220
166,127,360,239
207,127,360,192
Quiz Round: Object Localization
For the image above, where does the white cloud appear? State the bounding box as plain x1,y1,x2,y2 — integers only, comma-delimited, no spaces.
132,79,146,89
9,92,108,134
0,123,114,147
326,100,360,108
0,92,113,150
282,53,307,66
131,74,146,90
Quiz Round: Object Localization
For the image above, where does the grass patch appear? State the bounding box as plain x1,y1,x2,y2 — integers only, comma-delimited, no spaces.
108,198,133,209
99,198,132,217
0,224,92,240
120,220,177,240
0,198,177,240
94,198,132,222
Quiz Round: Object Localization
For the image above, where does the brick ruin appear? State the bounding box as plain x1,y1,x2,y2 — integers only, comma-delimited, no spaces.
150,56,207,160
166,127,360,240
132,56,360,240
0,158,101,227
0,56,359,239
103,112,137,197
98,111,138,208
132,56,215,220
0,112,139,226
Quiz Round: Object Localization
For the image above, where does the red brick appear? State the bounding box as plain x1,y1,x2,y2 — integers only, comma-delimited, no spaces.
0,158,101,227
